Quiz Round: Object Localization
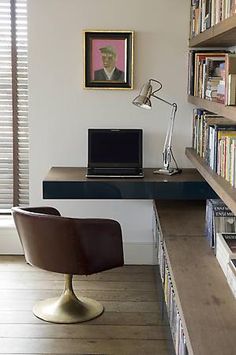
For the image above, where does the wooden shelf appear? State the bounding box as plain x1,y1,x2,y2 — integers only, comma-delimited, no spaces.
165,236,236,355
189,14,236,47
188,95,236,122
185,147,236,215
155,200,236,355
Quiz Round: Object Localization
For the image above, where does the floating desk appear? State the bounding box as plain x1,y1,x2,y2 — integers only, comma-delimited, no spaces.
43,167,217,199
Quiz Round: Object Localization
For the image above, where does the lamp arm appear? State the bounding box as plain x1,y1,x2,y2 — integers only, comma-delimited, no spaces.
151,93,175,108
151,92,177,170
162,103,177,169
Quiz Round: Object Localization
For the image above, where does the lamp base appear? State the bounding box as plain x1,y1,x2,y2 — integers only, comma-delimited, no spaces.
153,168,181,176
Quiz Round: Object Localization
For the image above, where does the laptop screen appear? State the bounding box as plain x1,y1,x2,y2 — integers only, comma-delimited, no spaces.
88,129,143,168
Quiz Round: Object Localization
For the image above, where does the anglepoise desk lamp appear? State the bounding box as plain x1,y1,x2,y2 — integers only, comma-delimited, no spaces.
133,79,181,176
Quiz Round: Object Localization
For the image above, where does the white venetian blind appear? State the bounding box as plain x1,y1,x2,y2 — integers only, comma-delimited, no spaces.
0,0,28,212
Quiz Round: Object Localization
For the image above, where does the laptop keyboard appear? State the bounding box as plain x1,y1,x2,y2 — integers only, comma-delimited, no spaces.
87,168,143,176
87,168,143,177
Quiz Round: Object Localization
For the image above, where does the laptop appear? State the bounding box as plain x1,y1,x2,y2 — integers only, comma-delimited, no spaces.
86,129,144,178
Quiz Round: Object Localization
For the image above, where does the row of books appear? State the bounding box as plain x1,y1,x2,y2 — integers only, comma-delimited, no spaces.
190,0,236,38
192,108,236,187
159,241,188,355
188,50,236,105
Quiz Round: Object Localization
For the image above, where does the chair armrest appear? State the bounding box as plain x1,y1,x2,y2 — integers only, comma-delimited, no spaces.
21,207,61,216
73,218,124,274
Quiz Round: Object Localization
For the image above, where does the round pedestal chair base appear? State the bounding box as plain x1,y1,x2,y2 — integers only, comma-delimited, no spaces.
33,292,104,324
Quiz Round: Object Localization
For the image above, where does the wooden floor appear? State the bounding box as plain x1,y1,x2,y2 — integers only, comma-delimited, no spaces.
0,256,171,355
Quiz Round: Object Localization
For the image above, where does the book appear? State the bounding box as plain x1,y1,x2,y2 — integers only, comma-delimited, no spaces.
205,58,225,100
227,73,236,105
216,79,226,103
205,199,236,249
231,0,236,16
224,54,236,104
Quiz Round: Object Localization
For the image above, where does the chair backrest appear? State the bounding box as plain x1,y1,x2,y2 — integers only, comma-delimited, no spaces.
12,207,124,275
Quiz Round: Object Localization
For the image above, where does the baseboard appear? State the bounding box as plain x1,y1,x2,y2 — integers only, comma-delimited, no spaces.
123,242,155,264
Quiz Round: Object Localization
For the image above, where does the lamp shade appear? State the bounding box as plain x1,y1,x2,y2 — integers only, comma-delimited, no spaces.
132,81,152,109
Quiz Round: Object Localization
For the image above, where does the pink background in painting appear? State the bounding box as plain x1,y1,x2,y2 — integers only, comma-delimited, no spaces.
91,39,126,79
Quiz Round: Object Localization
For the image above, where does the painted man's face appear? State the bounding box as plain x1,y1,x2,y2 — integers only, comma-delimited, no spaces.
101,52,116,69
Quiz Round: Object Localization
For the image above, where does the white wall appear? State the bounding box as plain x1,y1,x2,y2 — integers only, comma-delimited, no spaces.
28,0,192,263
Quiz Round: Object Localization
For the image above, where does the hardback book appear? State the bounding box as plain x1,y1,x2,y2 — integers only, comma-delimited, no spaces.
204,58,225,100
216,79,226,103
227,73,236,105
231,0,236,16
215,0,223,24
216,233,236,277
205,199,236,249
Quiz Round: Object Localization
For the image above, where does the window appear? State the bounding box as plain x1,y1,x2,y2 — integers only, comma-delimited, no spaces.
0,0,28,212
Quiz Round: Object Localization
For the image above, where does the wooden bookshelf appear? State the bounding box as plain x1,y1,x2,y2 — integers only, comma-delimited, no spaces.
188,11,236,211
155,200,236,355
189,14,236,47
188,95,236,122
185,147,236,215
173,6,236,355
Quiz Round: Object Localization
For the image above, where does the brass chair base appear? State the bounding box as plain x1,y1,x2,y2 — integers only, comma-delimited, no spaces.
33,274,104,323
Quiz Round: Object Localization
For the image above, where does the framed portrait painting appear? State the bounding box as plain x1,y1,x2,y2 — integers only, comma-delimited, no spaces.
83,30,134,89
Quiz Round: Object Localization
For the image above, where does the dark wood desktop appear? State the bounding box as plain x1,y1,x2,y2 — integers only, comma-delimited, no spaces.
43,167,217,200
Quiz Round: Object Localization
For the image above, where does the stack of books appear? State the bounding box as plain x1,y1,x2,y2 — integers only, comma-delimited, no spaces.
205,199,236,250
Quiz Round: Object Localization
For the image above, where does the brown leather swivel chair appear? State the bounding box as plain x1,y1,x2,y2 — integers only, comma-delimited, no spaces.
11,206,124,324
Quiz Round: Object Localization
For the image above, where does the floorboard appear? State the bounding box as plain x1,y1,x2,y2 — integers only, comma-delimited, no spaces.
0,256,171,355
